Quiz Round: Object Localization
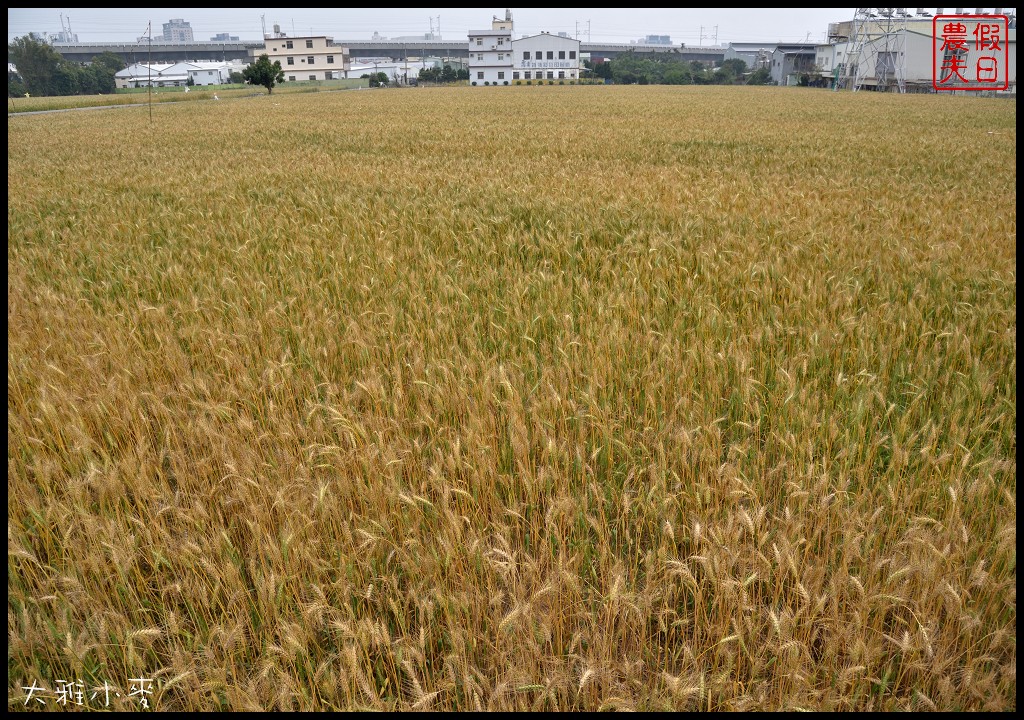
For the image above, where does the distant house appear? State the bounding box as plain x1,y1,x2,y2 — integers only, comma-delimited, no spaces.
768,44,818,85
115,62,174,88
114,60,242,88
256,35,351,81
724,42,778,70
187,61,245,85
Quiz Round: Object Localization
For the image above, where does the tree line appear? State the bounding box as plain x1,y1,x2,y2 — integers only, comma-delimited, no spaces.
9,35,126,97
416,64,470,84
589,55,773,85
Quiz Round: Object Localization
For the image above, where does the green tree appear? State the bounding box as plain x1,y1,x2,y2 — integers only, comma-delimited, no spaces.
87,51,123,94
746,67,772,85
91,51,126,74
228,70,244,84
8,71,26,98
242,54,285,94
51,62,81,95
8,35,64,96
720,58,747,76
662,67,691,85
90,64,116,93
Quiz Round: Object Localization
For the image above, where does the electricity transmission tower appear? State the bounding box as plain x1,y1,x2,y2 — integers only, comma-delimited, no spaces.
843,7,909,93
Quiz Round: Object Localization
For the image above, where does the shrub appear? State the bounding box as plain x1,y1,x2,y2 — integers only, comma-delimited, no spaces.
471,81,477,86
548,80,554,85
504,81,509,86
515,80,522,85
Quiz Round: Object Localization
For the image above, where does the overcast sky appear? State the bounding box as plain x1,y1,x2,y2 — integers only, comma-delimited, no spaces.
9,8,868,45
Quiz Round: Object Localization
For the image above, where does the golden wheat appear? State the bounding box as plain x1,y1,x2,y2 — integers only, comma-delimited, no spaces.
8,85,1015,710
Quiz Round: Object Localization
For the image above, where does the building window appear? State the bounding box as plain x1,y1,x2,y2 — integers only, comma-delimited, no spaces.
524,71,531,79
559,51,565,59
498,37,504,45
478,54,483,61
287,56,294,65
309,74,316,80
306,39,313,48
307,56,314,64
559,71,565,78
325,71,333,79
570,51,576,59
513,71,520,79
327,55,334,64
498,53,503,61
535,51,542,59
477,71,484,79
286,40,293,49
547,51,553,59
547,71,554,79
289,75,295,81
498,71,504,79
523,51,530,60
476,38,482,46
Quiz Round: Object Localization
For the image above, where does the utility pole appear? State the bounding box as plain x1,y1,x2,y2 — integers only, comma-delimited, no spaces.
587,20,591,43
261,14,266,39
713,25,718,45
147,21,152,124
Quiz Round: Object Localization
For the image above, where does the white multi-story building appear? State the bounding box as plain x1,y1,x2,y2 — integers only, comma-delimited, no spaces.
468,10,582,85
512,32,581,82
258,35,351,81
467,9,514,84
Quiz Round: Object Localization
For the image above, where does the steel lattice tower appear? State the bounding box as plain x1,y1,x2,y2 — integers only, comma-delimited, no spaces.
843,8,909,93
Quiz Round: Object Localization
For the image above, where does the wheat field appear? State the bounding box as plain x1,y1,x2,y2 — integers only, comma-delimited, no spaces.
8,86,1016,711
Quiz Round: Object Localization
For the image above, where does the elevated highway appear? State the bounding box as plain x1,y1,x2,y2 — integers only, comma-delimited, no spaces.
51,40,725,66
52,40,258,64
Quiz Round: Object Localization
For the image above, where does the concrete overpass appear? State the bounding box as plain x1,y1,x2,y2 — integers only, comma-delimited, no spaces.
51,41,258,65
51,40,724,66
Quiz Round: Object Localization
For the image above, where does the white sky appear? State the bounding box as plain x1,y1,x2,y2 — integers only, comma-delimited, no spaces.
9,7,870,45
